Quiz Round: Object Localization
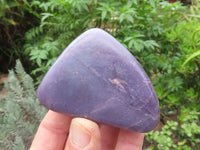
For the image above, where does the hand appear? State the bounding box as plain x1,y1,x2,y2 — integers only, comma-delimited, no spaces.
30,110,144,150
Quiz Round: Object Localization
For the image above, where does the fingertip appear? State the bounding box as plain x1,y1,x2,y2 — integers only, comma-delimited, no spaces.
65,118,101,150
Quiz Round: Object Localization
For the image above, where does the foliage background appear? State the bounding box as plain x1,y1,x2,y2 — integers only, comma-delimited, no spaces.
0,0,200,149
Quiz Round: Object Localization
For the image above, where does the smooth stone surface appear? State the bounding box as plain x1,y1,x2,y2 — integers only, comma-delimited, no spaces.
38,28,160,132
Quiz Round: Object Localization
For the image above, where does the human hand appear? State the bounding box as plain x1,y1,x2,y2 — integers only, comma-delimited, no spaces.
30,110,144,150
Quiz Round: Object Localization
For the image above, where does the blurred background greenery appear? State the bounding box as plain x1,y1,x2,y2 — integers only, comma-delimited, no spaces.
0,0,200,149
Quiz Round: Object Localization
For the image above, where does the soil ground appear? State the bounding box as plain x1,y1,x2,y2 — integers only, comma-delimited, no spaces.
0,74,8,99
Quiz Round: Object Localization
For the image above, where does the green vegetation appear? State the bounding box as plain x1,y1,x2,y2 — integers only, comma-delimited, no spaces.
0,0,200,149
0,0,43,72
0,60,47,150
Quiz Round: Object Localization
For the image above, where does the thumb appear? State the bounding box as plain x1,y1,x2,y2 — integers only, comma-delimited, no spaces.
65,118,101,150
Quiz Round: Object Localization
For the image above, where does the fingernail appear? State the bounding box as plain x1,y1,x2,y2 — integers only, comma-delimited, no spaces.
70,123,91,148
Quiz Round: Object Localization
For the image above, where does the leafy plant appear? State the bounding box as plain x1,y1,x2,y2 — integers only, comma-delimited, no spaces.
146,121,179,150
0,60,47,150
182,50,200,67
0,0,19,25
24,0,185,82
146,108,200,150
0,0,44,73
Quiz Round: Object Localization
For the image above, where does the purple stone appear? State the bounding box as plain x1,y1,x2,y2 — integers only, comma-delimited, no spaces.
38,28,160,132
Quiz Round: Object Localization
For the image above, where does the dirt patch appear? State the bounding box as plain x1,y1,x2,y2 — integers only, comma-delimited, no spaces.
0,74,8,99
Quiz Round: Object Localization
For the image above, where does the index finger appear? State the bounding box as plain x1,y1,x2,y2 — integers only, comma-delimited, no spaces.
30,110,72,150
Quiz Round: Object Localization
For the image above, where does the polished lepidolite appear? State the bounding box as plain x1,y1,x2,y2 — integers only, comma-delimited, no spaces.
38,28,160,132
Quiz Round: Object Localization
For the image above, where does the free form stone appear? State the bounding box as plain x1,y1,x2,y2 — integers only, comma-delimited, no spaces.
37,28,160,132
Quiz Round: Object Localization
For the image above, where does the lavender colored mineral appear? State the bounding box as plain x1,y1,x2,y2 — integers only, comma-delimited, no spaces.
37,28,160,132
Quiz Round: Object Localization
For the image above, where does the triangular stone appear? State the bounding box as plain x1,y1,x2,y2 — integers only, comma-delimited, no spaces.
38,28,160,132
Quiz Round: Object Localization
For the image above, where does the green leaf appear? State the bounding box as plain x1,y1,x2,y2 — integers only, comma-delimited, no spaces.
13,136,25,150
36,58,42,67
126,14,134,23
133,40,144,52
182,50,200,67
41,13,53,22
119,14,125,23
2,18,17,25
192,28,200,48
102,10,107,21
39,51,48,59
149,0,158,8
124,37,133,42
128,40,134,48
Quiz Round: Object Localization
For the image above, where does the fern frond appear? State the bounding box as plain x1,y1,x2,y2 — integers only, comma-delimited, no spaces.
182,50,200,67
0,60,47,150
25,26,43,41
